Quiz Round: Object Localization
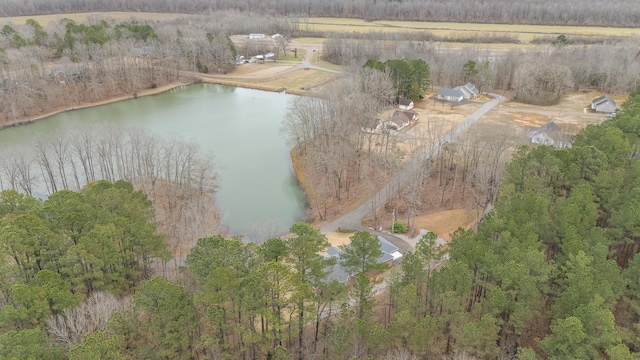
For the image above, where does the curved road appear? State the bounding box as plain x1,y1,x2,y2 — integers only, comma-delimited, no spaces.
319,93,506,253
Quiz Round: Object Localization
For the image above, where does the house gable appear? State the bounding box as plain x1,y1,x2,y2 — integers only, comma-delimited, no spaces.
454,83,479,99
527,121,572,149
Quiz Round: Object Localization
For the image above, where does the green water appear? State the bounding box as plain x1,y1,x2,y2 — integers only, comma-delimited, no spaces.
0,84,306,239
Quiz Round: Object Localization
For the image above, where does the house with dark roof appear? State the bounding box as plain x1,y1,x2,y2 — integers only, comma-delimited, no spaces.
527,121,572,149
591,95,616,113
437,87,464,102
398,98,414,110
386,109,418,131
395,109,419,122
362,117,382,133
386,113,409,131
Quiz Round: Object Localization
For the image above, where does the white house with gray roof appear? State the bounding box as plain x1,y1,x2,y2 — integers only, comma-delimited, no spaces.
437,87,464,102
456,83,480,99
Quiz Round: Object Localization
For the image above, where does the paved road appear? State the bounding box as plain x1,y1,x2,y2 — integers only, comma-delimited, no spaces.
319,93,505,252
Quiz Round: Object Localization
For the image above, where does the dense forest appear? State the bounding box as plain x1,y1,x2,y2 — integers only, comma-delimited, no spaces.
3,91,640,359
2,0,640,27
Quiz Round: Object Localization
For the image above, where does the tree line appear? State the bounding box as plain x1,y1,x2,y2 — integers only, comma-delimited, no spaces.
3,0,640,27
324,36,640,102
0,125,222,275
363,59,430,102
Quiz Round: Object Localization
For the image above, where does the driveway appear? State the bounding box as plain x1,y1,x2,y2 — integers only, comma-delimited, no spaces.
319,93,505,252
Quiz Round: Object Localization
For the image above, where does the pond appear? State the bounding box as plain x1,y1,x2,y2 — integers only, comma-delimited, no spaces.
0,84,307,240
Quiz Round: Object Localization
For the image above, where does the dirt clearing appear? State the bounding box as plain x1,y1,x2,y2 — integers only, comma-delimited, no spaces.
412,209,479,242
325,232,355,248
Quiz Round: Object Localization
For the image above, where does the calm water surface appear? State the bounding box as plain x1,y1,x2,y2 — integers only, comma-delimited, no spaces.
0,84,306,239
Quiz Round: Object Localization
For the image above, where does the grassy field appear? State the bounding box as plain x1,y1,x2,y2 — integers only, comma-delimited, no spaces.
257,69,335,90
4,11,632,47
291,37,327,44
299,17,640,44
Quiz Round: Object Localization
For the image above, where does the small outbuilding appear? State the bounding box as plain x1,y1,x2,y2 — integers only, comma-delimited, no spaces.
591,95,616,113
398,98,414,110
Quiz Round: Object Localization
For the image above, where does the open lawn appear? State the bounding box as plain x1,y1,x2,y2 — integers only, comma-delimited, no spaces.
257,69,335,91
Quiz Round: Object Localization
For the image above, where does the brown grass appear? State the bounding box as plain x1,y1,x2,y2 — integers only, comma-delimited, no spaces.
300,17,640,44
412,209,478,242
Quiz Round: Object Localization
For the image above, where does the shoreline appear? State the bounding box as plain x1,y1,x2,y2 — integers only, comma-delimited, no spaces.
0,76,308,132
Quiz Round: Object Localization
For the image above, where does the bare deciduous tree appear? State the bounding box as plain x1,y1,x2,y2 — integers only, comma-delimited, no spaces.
47,292,131,347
